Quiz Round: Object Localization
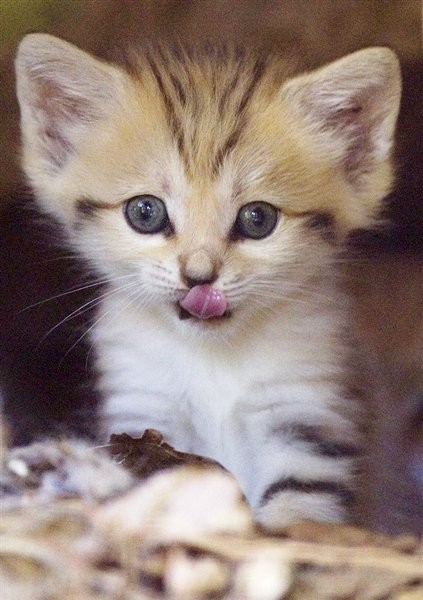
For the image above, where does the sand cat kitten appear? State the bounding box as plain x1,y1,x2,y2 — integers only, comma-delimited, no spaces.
15,34,400,528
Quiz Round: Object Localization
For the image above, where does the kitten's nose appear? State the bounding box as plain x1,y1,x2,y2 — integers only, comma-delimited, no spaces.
185,274,216,288
180,248,220,288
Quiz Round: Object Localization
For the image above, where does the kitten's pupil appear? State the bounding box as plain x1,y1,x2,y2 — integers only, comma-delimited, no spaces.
235,202,279,240
250,207,265,226
124,195,170,234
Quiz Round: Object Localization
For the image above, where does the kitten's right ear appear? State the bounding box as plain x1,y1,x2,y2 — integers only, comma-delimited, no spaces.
15,34,124,174
280,48,401,230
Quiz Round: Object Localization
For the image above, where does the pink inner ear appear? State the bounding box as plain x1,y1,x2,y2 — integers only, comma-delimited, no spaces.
33,78,95,168
322,96,371,181
42,125,74,167
342,106,369,180
342,104,363,122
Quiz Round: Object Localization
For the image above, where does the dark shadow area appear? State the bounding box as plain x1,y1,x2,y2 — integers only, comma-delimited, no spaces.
0,192,99,444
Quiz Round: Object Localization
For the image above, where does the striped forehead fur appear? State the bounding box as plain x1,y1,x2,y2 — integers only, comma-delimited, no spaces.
16,36,400,234
122,44,297,177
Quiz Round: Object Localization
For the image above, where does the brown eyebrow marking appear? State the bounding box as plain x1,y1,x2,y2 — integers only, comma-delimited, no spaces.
76,198,99,218
302,212,336,243
270,206,336,242
75,198,118,223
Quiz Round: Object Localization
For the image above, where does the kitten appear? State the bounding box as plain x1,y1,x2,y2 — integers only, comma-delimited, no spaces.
15,34,401,529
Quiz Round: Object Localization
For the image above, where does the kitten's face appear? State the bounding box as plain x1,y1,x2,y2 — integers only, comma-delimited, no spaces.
42,70,338,336
15,36,401,338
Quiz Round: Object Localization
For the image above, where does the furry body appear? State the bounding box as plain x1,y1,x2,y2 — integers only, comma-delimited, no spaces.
96,274,354,524
15,35,401,528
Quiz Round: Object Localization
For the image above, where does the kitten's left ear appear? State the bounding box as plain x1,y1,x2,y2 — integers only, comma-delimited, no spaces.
282,47,401,189
15,33,125,176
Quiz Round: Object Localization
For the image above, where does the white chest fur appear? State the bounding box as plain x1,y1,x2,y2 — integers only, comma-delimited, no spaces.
94,289,350,506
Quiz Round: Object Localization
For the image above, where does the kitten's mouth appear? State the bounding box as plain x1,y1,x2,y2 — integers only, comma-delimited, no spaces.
177,284,230,322
178,305,232,321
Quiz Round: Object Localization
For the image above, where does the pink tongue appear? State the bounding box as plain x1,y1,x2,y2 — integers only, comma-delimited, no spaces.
180,285,227,319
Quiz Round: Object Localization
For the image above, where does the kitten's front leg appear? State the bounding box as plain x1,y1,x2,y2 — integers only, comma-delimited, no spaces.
255,446,357,530
243,390,360,530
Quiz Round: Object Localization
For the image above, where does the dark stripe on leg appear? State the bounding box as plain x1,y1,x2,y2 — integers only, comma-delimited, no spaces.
261,477,355,507
287,424,360,458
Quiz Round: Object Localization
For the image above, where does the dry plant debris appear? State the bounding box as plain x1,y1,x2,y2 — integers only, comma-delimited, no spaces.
109,429,226,477
0,432,422,600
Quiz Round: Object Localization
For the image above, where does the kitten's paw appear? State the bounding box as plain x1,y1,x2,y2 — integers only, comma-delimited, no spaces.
256,489,347,532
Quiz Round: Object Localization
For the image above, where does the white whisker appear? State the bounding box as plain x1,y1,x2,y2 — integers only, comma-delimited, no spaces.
62,284,151,364
20,273,136,312
36,280,140,349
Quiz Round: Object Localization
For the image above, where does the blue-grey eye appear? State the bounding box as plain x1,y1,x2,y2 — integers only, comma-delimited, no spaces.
124,195,170,234
234,202,279,240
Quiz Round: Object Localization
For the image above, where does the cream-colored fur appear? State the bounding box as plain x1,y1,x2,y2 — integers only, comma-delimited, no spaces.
15,34,401,528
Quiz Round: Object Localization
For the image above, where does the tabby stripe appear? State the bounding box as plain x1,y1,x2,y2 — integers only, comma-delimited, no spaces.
76,198,98,218
237,55,268,116
261,477,355,507
213,55,268,171
147,55,186,158
169,72,187,106
75,198,117,216
168,66,200,161
218,56,244,114
74,198,120,229
287,423,360,458
303,212,336,243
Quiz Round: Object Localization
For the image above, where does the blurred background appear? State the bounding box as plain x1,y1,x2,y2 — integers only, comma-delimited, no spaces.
0,0,422,532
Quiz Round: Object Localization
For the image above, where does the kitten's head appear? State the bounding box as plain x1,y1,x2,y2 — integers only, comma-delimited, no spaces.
15,35,401,339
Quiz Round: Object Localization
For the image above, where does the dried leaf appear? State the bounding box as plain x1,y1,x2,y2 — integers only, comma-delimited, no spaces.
108,429,226,478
